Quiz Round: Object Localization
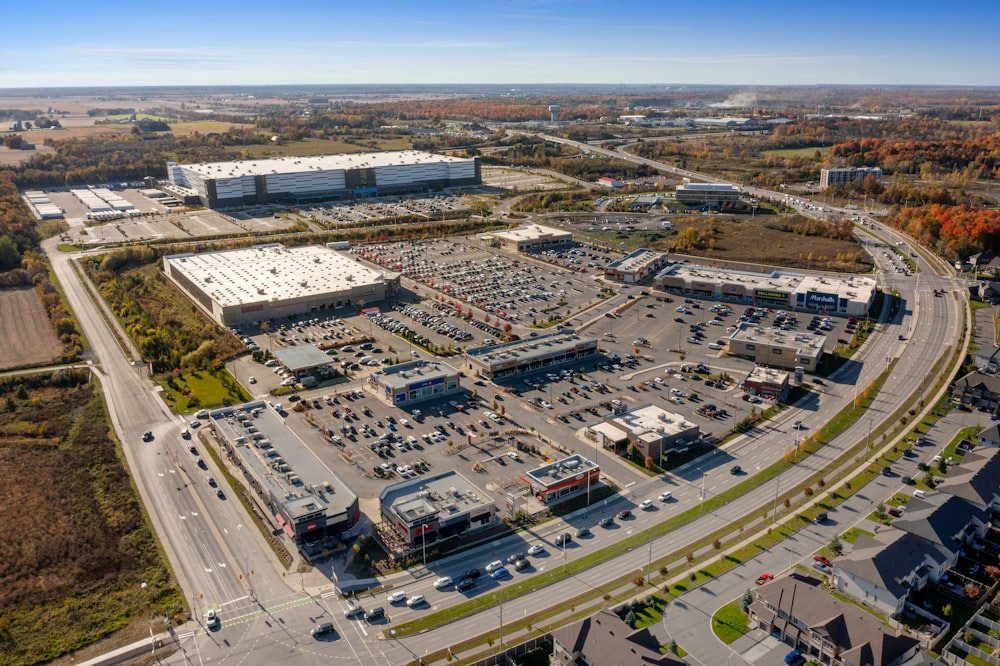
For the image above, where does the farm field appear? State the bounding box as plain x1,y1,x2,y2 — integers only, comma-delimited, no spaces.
0,373,182,666
0,286,62,369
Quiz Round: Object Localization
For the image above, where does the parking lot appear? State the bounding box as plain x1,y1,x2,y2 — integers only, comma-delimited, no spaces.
481,166,566,192
293,193,470,227
352,237,613,340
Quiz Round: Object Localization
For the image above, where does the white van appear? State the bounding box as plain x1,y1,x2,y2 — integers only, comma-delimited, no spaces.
913,489,927,499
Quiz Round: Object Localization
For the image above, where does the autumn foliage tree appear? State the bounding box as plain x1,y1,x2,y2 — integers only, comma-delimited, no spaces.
890,204,1000,259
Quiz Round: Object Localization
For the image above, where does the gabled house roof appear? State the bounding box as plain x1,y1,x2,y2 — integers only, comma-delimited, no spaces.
837,531,953,599
550,608,685,666
978,424,1000,446
954,370,1000,397
937,448,1000,509
892,493,987,553
750,573,919,666
890,493,985,549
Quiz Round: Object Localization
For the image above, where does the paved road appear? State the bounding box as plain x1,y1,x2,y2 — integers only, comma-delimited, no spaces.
49,142,966,664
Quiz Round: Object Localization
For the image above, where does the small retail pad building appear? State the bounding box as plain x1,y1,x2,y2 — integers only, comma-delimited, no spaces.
520,454,600,504
480,224,573,252
368,359,461,406
586,404,700,462
209,402,359,560
464,332,598,381
728,324,827,372
377,470,495,554
163,243,400,327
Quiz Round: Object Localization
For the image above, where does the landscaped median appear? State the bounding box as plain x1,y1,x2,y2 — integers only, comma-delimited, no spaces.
391,294,969,663
391,362,902,640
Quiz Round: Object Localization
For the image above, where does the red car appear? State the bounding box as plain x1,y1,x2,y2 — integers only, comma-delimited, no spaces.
813,554,831,567
755,573,774,586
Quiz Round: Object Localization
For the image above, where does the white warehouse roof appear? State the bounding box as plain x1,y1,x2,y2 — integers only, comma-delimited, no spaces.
177,150,470,179
164,243,390,308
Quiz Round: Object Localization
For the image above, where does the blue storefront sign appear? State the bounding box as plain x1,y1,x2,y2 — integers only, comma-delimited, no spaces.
408,376,444,391
806,291,837,309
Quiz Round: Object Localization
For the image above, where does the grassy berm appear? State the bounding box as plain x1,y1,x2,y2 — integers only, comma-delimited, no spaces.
0,370,182,666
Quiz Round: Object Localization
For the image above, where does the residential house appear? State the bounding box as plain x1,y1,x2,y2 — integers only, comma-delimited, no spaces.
550,608,686,666
952,371,1000,412
749,572,920,666
970,251,1000,278
834,493,988,618
835,530,954,617
975,424,1000,449
972,347,1000,375
977,281,1000,303
937,449,1000,509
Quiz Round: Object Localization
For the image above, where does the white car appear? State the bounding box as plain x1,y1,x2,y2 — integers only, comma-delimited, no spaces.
399,418,410,427
388,591,407,604
528,543,545,556
206,609,219,629
433,576,453,589
248,376,257,384
406,594,425,607
659,491,673,502
640,499,654,510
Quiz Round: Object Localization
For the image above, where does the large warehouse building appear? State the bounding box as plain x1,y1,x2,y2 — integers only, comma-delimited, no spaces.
163,243,400,326
166,150,480,209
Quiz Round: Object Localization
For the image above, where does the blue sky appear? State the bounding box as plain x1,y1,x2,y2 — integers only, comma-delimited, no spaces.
3,0,998,88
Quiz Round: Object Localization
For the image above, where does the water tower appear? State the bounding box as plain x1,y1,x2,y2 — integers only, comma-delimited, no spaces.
548,105,560,122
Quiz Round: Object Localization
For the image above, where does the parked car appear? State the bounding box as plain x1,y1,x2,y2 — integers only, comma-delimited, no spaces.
616,509,632,520
364,607,385,623
554,533,572,546
755,573,774,585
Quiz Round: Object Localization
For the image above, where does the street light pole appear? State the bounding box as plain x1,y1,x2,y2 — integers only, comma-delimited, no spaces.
866,418,873,458
646,530,653,584
772,475,780,525
700,469,707,512
498,592,504,652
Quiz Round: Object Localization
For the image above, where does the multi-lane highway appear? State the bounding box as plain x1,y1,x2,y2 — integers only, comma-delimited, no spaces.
43,136,967,665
